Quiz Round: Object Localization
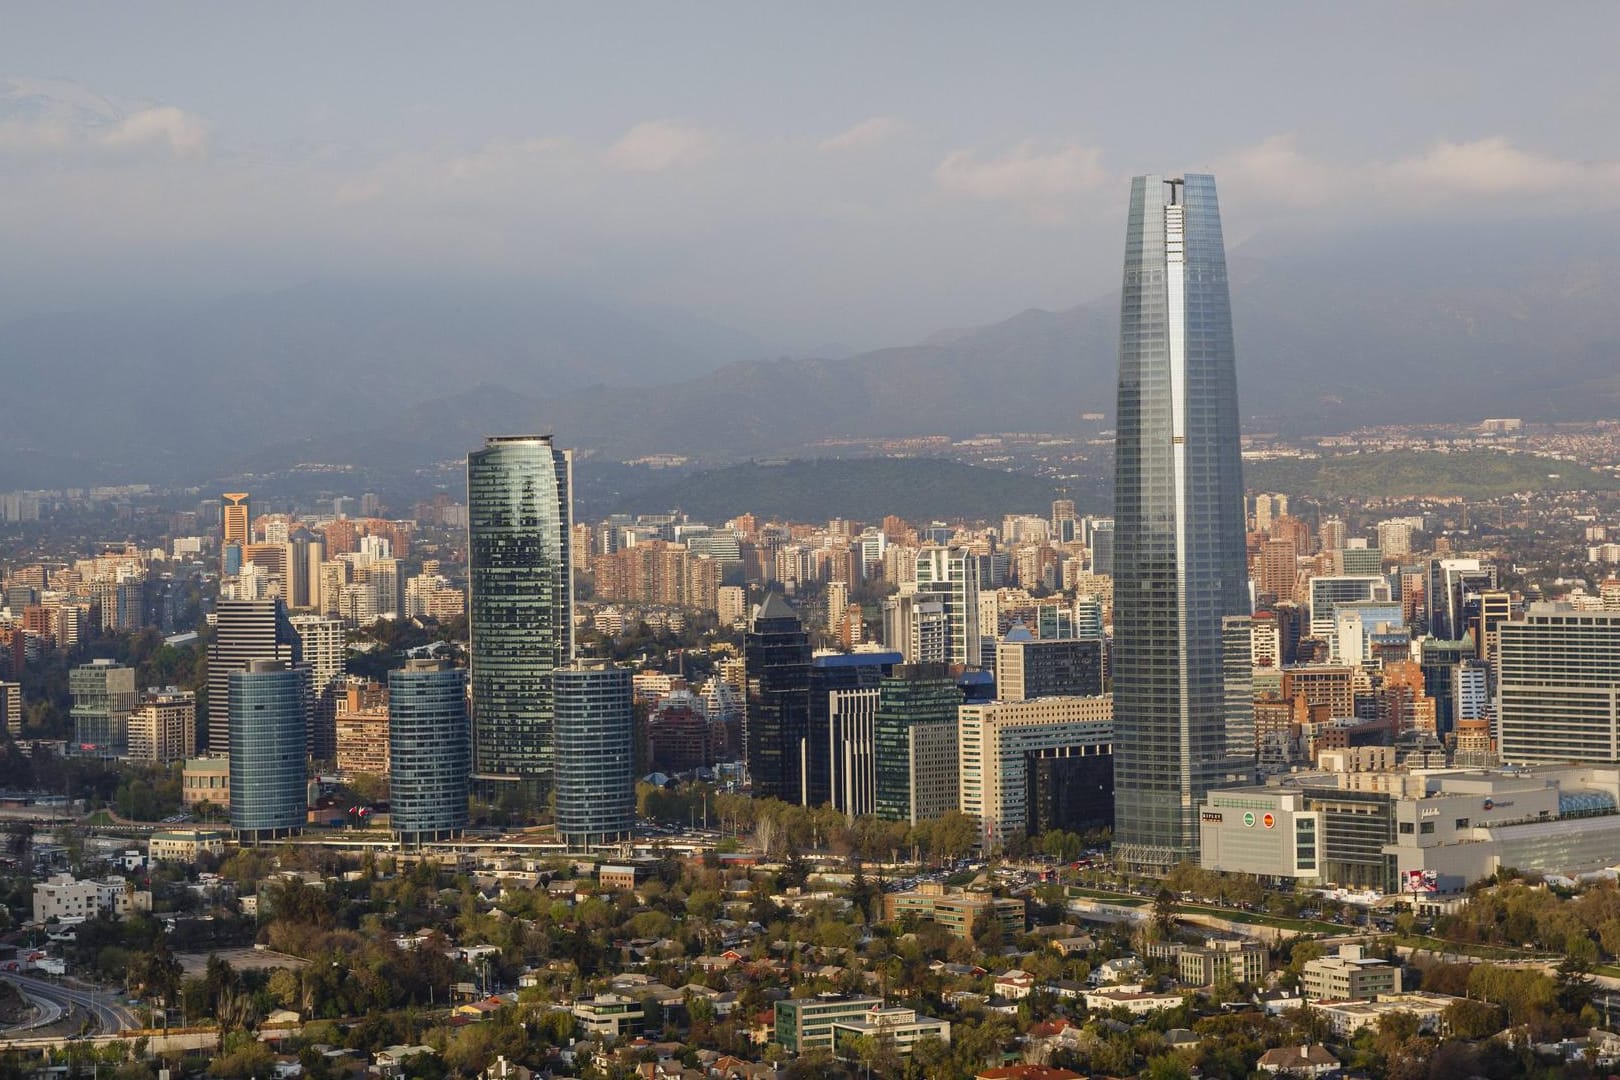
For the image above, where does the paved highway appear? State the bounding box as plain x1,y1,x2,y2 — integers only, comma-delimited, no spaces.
1,973,139,1034
0,979,64,1033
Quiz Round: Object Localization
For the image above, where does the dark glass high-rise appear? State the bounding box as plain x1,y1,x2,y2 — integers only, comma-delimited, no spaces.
1111,173,1249,872
467,435,573,810
744,592,811,802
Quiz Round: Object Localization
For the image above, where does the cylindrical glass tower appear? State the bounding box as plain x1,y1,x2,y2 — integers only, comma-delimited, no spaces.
553,661,634,848
467,435,573,811
229,660,308,842
389,659,470,846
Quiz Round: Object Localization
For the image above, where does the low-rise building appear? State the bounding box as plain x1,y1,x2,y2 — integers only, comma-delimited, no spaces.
1149,938,1270,987
148,828,228,864
1257,1044,1339,1076
775,995,883,1052
33,873,151,924
882,883,1025,941
572,993,644,1039
1313,991,1457,1036
1302,944,1401,1002
182,756,230,811
1079,987,1183,1016
830,1005,950,1056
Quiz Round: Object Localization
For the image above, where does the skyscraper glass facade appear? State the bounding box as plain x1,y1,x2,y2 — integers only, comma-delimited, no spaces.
389,659,469,846
208,598,302,754
69,660,137,758
554,661,635,847
745,593,812,802
229,662,308,842
1112,173,1249,871
467,435,573,809
873,663,962,824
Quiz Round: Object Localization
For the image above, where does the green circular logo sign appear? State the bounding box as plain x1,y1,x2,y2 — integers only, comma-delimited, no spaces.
1243,812,1256,828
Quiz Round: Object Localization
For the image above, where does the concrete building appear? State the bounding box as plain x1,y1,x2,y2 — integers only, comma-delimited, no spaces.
127,688,196,763
831,1006,951,1056
289,614,346,760
0,681,20,736
1313,992,1457,1037
148,829,228,863
33,873,150,924
1498,606,1620,764
881,589,950,665
957,696,1113,850
913,547,981,668
334,679,390,775
994,627,1102,702
1150,938,1269,987
1201,764,1620,893
1302,944,1400,1002
882,883,1025,941
182,756,230,812
827,686,880,818
775,995,883,1053
571,993,643,1039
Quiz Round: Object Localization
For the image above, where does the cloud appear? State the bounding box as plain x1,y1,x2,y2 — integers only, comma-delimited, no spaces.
933,141,1108,213
0,79,209,158
1386,136,1595,195
100,106,210,157
605,120,715,172
1217,133,1620,211
819,116,901,153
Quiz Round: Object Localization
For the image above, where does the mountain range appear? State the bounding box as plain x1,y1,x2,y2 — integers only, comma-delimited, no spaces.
4,216,1619,488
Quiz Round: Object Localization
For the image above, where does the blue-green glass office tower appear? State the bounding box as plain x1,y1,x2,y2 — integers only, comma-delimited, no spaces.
554,661,634,848
229,661,309,842
389,658,470,846
1112,174,1249,872
745,593,811,802
467,435,573,811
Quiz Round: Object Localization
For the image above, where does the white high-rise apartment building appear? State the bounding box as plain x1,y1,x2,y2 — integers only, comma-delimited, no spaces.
1498,606,1620,764
958,696,1113,849
914,547,981,668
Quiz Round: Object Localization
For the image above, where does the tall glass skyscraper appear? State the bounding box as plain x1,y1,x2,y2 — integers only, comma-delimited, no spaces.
228,660,309,842
389,658,469,847
1112,173,1249,872
745,592,811,802
208,598,303,754
553,660,634,848
467,435,573,810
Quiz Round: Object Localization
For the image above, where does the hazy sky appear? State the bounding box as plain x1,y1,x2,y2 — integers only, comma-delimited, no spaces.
2,2,1617,351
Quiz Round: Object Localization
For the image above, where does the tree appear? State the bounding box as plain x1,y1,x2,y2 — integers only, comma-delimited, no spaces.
928,810,979,863
1152,888,1177,939
1443,997,1506,1040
